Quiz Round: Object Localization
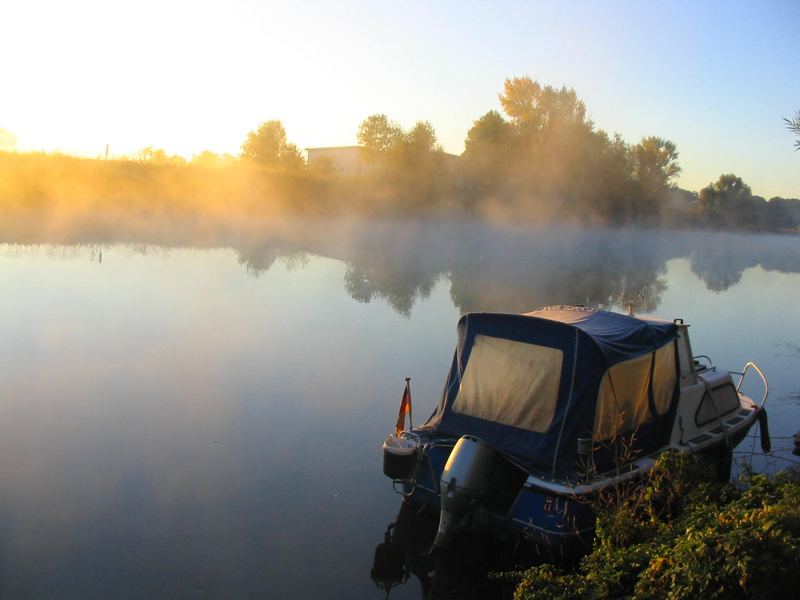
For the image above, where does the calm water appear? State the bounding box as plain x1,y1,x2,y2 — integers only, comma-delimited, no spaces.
0,221,798,598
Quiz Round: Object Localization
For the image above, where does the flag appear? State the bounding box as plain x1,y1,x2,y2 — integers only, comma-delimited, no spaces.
395,379,412,436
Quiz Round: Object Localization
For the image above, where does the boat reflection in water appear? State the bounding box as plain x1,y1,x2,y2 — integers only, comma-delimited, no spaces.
370,500,523,599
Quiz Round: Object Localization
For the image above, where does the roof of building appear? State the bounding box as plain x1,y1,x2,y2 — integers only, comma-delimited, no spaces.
305,145,461,159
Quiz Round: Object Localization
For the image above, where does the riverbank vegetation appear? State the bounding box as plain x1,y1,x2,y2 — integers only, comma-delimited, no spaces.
1,77,798,233
508,453,800,600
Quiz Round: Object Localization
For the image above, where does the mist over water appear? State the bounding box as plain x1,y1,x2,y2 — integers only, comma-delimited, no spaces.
1,219,798,598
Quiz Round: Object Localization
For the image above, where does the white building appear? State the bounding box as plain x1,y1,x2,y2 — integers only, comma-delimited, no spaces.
306,145,461,177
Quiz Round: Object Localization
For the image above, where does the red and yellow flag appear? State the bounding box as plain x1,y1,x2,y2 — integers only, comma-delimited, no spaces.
395,379,412,436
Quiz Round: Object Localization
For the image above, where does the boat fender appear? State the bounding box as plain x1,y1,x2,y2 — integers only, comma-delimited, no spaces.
757,408,770,453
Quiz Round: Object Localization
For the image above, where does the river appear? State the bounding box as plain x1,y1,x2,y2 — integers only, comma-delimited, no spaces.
0,220,798,598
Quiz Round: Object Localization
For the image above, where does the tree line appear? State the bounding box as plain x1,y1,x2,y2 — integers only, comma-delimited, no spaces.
1,78,798,231
213,76,799,230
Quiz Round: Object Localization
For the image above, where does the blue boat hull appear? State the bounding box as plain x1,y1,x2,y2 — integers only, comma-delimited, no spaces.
399,441,595,559
394,428,748,559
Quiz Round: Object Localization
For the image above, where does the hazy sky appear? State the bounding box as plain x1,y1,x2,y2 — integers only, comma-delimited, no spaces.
1,0,798,197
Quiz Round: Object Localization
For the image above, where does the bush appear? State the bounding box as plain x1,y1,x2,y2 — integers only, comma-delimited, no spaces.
510,453,800,599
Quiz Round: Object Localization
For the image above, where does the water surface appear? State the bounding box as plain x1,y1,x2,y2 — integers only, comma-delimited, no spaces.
1,222,798,598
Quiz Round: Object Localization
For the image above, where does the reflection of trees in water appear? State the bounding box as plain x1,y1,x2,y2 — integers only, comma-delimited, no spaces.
329,226,800,316
446,229,670,314
5,218,799,316
236,246,309,277
344,264,440,317
687,231,800,293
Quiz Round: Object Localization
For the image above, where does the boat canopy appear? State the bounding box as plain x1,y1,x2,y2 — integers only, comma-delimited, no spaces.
422,306,680,473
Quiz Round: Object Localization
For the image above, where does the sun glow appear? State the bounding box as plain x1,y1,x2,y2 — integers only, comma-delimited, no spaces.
0,1,797,197
1,1,384,158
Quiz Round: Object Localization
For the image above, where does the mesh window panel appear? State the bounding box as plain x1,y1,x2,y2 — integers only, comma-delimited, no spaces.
453,335,563,433
653,342,678,415
594,353,652,440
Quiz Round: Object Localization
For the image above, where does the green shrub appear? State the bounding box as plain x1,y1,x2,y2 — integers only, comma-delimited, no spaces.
510,453,800,599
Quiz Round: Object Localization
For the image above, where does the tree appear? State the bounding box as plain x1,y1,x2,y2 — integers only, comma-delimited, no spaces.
587,131,638,223
356,115,442,170
498,77,542,129
631,136,681,187
462,110,513,192
498,76,588,136
463,110,512,160
698,174,758,228
406,121,440,154
607,136,679,220
785,110,800,150
357,114,403,165
241,120,305,171
395,121,441,170
765,196,800,230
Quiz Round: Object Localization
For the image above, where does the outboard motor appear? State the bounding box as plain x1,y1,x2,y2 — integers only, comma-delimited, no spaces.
432,435,494,550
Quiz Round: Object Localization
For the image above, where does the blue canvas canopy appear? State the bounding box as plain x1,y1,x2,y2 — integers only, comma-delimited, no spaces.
422,306,680,474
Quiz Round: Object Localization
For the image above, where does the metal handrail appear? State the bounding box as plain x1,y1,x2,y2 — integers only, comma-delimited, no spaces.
736,361,769,408
693,354,713,369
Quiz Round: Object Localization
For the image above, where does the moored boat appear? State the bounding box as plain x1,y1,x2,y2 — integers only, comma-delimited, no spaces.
381,306,769,558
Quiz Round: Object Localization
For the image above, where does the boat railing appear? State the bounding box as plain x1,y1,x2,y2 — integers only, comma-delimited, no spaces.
392,432,455,498
693,354,713,370
734,361,769,409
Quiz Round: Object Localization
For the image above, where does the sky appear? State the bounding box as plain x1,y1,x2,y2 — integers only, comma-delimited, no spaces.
0,0,798,198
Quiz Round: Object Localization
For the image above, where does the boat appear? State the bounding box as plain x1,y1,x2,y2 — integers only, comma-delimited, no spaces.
381,306,770,558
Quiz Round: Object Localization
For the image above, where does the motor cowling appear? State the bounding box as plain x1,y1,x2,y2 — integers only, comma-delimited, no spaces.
432,435,494,550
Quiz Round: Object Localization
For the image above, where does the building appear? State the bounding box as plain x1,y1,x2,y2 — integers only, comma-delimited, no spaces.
306,145,462,178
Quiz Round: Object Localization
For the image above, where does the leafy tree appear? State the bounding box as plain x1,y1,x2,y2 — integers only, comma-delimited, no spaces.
631,136,681,188
470,77,685,224
405,121,440,154
786,110,800,150
462,110,513,193
764,196,800,230
241,120,305,171
394,121,442,170
498,76,588,137
357,114,403,165
354,115,449,209
627,136,681,218
463,110,512,159
587,131,637,223
537,85,588,131
698,174,758,227
498,76,543,129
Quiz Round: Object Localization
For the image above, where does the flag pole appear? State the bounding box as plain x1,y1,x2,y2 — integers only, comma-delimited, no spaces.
405,377,413,429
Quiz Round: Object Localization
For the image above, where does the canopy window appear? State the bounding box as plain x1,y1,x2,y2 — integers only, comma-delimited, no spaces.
652,341,677,415
453,335,563,433
593,340,678,440
593,352,652,441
